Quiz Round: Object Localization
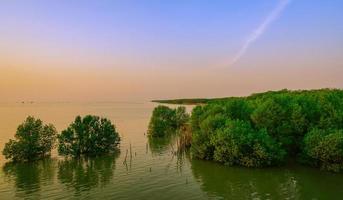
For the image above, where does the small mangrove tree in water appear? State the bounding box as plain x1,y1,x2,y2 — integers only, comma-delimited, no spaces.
2,116,57,162
58,115,120,157
148,105,189,137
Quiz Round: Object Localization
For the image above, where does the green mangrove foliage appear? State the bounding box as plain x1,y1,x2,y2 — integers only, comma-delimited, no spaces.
2,116,57,162
58,115,120,157
191,89,343,170
148,105,189,137
302,129,343,172
211,120,286,167
2,115,121,162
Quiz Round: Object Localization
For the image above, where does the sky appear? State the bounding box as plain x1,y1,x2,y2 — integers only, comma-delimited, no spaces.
0,0,342,102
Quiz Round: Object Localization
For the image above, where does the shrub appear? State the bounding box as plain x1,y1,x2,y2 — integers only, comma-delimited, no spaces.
148,105,176,137
58,115,120,157
148,105,189,137
221,98,253,121
2,116,57,162
210,120,286,167
191,112,226,160
251,96,300,153
302,129,343,172
189,89,343,170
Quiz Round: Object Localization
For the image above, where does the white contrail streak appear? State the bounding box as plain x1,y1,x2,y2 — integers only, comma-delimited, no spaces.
229,0,291,66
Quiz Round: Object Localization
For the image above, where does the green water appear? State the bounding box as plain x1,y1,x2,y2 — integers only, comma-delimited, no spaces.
0,102,343,199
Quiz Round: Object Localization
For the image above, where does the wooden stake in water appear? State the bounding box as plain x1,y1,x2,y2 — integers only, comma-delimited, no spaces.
130,143,132,159
123,149,128,165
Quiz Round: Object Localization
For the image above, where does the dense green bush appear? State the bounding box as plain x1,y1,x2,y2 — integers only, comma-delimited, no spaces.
251,96,307,154
148,105,189,137
148,105,177,137
58,115,120,157
211,120,285,167
190,89,343,169
302,129,343,172
2,116,57,162
191,107,226,160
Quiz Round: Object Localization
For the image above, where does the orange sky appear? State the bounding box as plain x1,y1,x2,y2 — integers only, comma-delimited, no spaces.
1,64,342,102
1,1,342,102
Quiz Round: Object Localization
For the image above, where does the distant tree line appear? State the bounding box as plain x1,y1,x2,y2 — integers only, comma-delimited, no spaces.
3,115,120,162
152,97,236,105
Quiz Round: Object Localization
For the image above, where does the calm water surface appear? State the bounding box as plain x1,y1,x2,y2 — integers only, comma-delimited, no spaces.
0,102,342,200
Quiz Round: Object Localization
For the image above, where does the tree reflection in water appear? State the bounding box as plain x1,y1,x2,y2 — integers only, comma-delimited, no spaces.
2,153,120,198
58,153,120,193
148,134,176,155
2,158,56,199
191,159,343,200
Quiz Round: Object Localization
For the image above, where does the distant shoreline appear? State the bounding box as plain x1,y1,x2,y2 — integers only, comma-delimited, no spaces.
152,98,214,105
151,96,240,105
152,88,341,105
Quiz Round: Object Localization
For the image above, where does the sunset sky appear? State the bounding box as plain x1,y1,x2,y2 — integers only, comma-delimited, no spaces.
1,0,342,102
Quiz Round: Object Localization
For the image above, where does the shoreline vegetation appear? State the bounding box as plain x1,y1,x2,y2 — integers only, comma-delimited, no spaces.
152,88,341,105
149,88,343,172
2,88,343,173
152,99,214,105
